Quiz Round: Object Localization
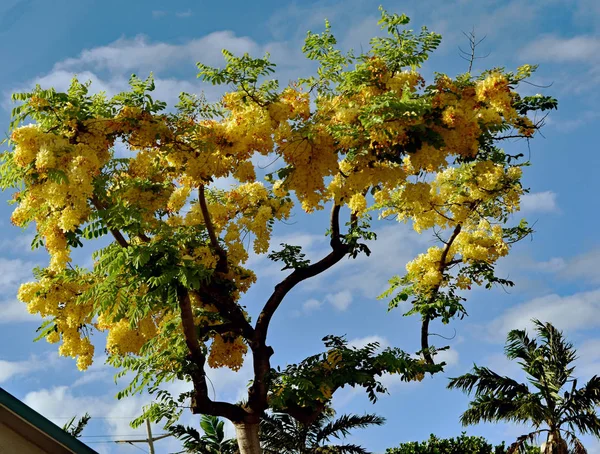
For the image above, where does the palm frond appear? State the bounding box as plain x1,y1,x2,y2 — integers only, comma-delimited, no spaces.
62,413,91,438
316,414,385,442
506,430,544,454
534,320,577,389
260,412,302,453
460,393,545,427
505,328,537,363
313,443,370,453
448,365,530,398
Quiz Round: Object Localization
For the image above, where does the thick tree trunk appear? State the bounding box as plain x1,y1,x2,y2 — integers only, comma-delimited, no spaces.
542,432,568,454
234,422,261,454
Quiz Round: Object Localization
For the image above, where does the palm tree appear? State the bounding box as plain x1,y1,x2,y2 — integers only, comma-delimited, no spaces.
62,413,91,438
260,408,385,454
170,414,238,454
448,320,600,454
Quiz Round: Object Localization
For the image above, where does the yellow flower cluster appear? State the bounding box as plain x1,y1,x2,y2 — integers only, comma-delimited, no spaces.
207,334,247,371
100,316,158,356
10,120,113,271
476,72,516,122
6,58,540,376
405,247,445,295
17,275,95,370
185,182,292,259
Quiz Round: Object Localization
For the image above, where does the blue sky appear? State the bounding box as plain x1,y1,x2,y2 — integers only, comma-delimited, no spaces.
1,0,599,452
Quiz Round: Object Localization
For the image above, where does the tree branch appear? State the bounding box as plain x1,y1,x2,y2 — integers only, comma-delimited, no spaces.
421,223,462,365
255,205,348,344
197,322,241,340
282,400,327,427
249,205,350,414
191,287,255,341
91,196,130,248
176,285,246,422
198,185,228,273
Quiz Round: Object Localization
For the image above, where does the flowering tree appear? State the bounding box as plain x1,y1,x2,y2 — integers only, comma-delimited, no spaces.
1,9,556,454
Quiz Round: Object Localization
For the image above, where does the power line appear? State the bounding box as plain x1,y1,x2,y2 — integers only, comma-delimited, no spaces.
114,419,172,454
84,441,148,452
47,416,140,419
79,433,170,438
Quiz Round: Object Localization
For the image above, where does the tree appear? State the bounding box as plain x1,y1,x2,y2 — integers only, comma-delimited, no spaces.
170,414,238,453
260,409,384,453
385,433,539,454
1,7,556,454
448,320,600,454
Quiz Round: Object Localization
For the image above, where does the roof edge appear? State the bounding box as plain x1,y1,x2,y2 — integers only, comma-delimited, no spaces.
0,387,98,454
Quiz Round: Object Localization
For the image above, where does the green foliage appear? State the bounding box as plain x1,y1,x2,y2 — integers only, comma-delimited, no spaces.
131,389,189,429
385,433,539,454
170,415,238,454
197,50,278,104
112,74,167,113
269,335,442,411
513,94,558,115
370,7,442,72
261,410,384,454
268,243,311,270
341,217,377,259
62,413,91,439
301,20,355,94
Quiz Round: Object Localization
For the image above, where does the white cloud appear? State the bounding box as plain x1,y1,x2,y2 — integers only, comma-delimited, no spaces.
521,248,600,284
520,191,558,213
23,386,152,438
481,352,524,380
0,299,36,323
436,348,460,368
518,34,600,92
348,335,389,350
71,356,112,388
53,32,259,75
13,69,208,111
488,289,600,341
0,358,39,383
548,110,600,133
0,232,35,253
1,30,286,117
575,338,600,380
520,35,600,63
176,10,193,18
0,257,39,324
302,298,322,313
560,248,600,284
0,257,35,288
326,290,353,311
205,360,254,404
305,223,429,300
152,10,167,18
532,257,567,273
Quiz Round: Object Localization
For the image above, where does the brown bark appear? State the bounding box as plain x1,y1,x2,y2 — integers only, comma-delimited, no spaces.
176,285,246,422
249,205,350,414
542,432,568,454
234,422,262,454
421,223,462,364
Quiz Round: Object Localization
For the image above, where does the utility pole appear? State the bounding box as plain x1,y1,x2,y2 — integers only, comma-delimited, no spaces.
146,418,155,454
115,419,170,453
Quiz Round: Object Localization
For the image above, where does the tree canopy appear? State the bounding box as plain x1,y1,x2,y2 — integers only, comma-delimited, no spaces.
1,7,556,453
385,433,539,454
